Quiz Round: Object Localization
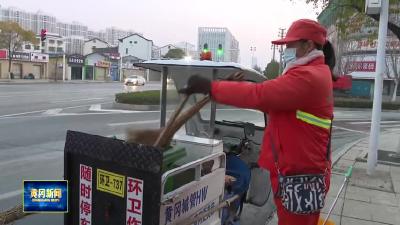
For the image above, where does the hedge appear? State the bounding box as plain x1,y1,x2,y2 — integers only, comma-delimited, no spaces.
115,90,179,105
115,91,400,110
334,98,400,110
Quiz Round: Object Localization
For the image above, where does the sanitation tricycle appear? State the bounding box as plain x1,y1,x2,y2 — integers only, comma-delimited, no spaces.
64,59,275,225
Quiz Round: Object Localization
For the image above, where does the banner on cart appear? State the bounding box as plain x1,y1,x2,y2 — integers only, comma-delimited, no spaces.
23,180,68,212
160,168,225,225
64,130,163,225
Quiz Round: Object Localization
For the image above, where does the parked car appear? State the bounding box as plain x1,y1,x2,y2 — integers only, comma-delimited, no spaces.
23,73,35,79
124,75,146,86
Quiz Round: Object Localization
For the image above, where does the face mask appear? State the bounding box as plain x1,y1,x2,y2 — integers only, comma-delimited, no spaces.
283,48,297,64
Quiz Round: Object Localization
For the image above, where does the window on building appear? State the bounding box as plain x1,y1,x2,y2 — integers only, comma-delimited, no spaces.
49,40,55,44
42,42,45,47
126,48,128,54
57,47,63,53
25,45,31,50
34,46,40,50
134,41,137,44
48,47,56,52
57,41,63,45
129,41,132,44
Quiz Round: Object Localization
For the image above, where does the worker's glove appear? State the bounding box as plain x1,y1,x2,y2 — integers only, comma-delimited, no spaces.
179,75,211,95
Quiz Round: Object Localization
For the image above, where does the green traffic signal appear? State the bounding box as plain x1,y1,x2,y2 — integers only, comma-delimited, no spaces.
217,44,223,56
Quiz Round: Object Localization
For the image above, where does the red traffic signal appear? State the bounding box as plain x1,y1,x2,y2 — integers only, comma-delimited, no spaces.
200,51,212,61
40,29,47,41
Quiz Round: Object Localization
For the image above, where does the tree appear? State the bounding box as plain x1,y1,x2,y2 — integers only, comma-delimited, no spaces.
253,64,263,73
263,60,280,79
163,48,185,59
385,36,400,102
294,0,400,41
0,21,37,79
298,0,400,100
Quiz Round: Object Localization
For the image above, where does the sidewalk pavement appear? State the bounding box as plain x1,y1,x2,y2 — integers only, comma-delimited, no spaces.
268,130,400,225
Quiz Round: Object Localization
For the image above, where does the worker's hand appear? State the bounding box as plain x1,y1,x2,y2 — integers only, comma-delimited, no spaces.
226,71,244,81
179,75,211,95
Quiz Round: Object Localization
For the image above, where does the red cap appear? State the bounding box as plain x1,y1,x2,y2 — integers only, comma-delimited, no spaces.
272,19,327,46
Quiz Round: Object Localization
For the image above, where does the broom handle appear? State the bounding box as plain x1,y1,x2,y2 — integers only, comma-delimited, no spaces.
323,166,353,225
154,94,190,148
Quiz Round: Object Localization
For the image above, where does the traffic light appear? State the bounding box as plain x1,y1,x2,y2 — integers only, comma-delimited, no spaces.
200,43,212,60
40,29,47,41
202,43,209,53
217,44,223,56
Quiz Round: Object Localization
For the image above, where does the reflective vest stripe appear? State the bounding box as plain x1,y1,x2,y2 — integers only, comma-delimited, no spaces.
296,110,331,129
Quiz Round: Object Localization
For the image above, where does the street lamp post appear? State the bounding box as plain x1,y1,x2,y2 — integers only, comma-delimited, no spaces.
367,0,389,175
250,46,256,67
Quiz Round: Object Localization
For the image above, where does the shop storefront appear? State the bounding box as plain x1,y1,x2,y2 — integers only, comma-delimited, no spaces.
84,53,110,81
67,55,84,80
0,50,48,79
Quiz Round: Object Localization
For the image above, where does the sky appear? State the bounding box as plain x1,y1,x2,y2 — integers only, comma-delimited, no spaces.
2,0,320,69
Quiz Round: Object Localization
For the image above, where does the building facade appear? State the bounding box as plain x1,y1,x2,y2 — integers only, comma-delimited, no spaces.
64,36,85,55
118,34,153,61
0,6,57,34
152,44,178,59
84,53,111,81
22,33,65,55
0,50,49,79
105,27,136,46
83,38,110,56
57,21,88,37
198,27,239,63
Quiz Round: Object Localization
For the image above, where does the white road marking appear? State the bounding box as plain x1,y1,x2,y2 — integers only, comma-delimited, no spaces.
42,108,63,115
108,120,159,127
89,104,161,113
333,126,369,134
51,97,104,103
0,189,22,201
0,110,46,118
381,124,400,128
0,102,112,119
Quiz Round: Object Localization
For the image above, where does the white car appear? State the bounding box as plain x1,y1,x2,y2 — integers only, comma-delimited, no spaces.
124,75,146,86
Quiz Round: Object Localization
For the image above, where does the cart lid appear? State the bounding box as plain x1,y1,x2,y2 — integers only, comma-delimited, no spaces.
134,59,266,82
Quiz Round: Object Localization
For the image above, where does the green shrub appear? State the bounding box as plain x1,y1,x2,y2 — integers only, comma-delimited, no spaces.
334,98,400,110
115,90,179,105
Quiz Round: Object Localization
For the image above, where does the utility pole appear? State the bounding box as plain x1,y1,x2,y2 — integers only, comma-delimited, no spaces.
271,44,278,61
367,0,389,175
278,28,285,74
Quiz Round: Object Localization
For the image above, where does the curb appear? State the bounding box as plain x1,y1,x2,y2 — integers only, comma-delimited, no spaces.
332,138,365,166
112,102,178,111
334,107,400,112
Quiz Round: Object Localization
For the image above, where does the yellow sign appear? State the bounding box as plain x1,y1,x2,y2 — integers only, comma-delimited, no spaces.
97,169,125,198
